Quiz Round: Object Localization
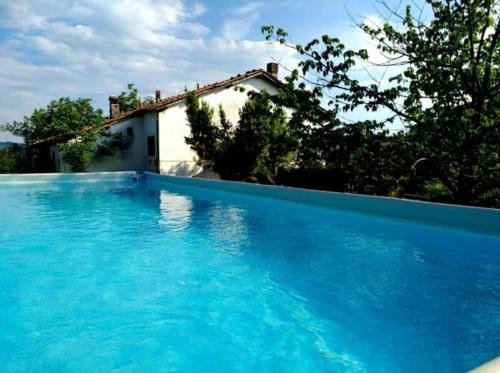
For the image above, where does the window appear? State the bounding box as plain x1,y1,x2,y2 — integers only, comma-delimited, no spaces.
147,136,155,156
126,127,134,137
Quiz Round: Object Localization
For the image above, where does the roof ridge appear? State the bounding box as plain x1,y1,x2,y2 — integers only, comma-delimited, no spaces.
104,68,279,125
32,67,281,144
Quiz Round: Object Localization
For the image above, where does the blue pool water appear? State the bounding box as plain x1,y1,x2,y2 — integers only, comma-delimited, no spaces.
0,177,499,372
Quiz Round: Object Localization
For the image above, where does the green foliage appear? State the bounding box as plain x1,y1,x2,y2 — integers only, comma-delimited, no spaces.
184,92,220,168
360,0,500,203
476,188,500,208
261,0,500,206
59,137,99,173
2,1,497,207
185,91,295,180
59,131,132,172
117,83,158,109
1,97,130,172
0,97,107,172
0,149,16,173
421,179,452,200
118,83,141,112
1,98,105,145
0,145,26,173
142,96,155,105
232,92,295,178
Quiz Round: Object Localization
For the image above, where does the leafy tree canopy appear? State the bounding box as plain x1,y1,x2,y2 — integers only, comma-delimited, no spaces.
1,97,105,145
0,145,26,174
261,0,499,205
1,97,130,172
184,92,221,168
184,91,296,180
117,83,141,112
232,91,296,178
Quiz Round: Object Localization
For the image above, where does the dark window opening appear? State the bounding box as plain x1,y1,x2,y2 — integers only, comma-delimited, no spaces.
147,136,155,156
126,127,134,137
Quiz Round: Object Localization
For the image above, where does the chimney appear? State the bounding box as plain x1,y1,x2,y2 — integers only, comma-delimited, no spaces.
155,90,161,102
266,62,279,78
109,96,119,118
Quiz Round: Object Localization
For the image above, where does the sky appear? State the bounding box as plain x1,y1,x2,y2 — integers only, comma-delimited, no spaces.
0,0,408,142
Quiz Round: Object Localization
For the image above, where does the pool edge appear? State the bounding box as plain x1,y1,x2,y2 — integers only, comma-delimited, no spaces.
1,171,498,236
145,172,500,236
0,171,136,184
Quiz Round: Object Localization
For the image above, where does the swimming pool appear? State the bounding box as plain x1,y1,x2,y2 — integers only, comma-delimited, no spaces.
0,172,498,372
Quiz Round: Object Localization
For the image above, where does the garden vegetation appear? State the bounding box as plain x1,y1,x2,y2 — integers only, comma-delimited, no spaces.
185,0,499,207
0,0,498,207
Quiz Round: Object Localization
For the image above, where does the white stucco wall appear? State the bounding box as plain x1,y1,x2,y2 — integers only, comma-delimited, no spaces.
53,115,155,173
158,77,280,176
89,116,149,172
142,112,159,172
52,76,281,175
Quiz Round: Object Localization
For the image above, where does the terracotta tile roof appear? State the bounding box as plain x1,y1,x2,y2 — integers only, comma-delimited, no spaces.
104,68,281,127
32,68,281,145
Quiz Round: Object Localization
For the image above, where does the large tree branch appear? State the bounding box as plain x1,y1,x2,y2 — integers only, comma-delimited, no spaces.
476,1,493,64
481,17,500,91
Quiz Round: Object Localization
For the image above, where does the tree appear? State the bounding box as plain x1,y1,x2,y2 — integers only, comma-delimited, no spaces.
360,0,500,204
262,0,500,205
58,136,100,173
117,83,141,112
1,97,129,172
1,98,105,145
0,145,26,173
184,92,222,169
142,96,155,105
232,91,296,179
184,91,296,180
2,98,106,172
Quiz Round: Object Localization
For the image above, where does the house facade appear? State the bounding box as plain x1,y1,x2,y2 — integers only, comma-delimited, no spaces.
50,63,281,176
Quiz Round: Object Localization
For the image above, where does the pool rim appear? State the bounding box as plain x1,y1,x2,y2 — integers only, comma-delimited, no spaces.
0,171,498,236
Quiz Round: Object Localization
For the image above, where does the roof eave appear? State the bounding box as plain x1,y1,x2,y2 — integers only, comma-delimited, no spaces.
34,68,284,144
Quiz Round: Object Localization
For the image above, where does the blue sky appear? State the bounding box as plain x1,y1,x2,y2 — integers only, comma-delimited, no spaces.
0,0,404,142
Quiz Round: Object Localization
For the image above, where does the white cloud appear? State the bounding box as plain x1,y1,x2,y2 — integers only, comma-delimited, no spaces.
0,0,405,141
233,1,263,16
192,2,207,17
32,37,73,57
0,0,299,141
220,1,264,40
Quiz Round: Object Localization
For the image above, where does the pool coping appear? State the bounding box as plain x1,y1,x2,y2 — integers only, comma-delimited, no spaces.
0,171,498,236
0,171,136,184
145,172,500,236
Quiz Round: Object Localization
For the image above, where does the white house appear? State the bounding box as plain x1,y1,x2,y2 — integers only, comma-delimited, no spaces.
49,63,282,176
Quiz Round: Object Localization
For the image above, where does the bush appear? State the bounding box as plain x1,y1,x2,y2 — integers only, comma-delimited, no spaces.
421,179,453,201
0,145,27,173
475,188,500,208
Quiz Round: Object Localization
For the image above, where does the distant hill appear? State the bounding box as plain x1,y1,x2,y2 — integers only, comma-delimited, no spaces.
0,141,21,149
